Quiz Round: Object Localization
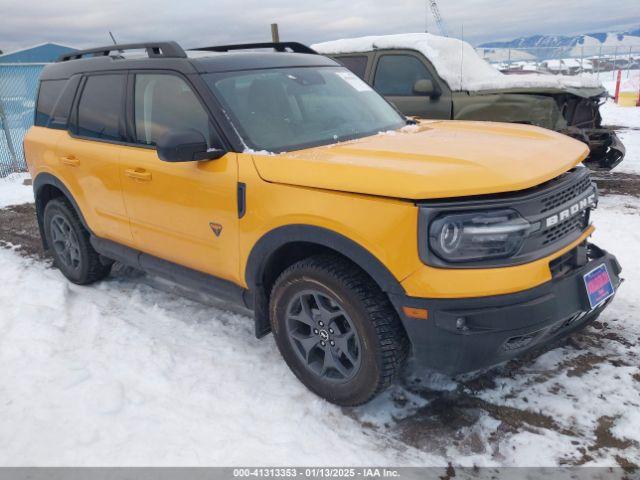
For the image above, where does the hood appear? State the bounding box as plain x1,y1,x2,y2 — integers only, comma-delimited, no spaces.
250,121,589,200
466,85,606,99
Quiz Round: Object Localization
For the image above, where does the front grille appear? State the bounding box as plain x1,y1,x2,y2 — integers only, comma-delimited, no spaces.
540,175,592,213
542,211,589,246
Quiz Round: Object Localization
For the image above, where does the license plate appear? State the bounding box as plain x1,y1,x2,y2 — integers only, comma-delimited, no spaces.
583,264,615,310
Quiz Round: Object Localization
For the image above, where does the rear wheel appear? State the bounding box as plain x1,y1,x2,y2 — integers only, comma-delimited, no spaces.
43,198,112,284
269,254,409,406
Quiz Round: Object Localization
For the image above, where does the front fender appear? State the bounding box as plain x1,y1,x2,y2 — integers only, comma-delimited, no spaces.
453,93,566,130
245,224,407,338
245,224,406,294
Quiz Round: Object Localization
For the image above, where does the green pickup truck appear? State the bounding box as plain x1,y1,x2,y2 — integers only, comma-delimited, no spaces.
313,33,625,170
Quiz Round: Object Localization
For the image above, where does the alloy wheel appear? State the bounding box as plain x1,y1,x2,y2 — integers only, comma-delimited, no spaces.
285,290,361,382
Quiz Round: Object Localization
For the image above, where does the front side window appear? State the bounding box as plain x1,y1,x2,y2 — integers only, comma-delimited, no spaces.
77,74,125,141
205,66,405,152
374,55,434,96
134,74,211,147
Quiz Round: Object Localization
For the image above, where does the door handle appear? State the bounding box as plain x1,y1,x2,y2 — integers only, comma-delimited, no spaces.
60,155,79,167
124,168,152,182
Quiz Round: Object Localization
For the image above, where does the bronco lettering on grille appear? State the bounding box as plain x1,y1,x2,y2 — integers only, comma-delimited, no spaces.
544,193,596,228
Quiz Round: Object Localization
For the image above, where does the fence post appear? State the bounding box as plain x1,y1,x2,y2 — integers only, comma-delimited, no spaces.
614,70,622,103
612,46,618,80
0,99,20,173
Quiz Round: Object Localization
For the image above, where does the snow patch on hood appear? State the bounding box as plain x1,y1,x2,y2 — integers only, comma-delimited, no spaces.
312,33,604,92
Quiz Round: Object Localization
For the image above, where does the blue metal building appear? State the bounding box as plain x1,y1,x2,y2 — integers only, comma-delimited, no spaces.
0,43,77,176
0,43,77,63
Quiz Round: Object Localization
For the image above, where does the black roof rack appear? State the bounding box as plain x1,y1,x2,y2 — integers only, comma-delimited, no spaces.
191,42,317,55
57,41,187,62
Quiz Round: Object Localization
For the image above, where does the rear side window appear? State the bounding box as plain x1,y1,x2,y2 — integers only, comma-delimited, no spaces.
337,56,368,79
77,74,125,141
35,80,66,127
374,55,434,96
133,74,211,147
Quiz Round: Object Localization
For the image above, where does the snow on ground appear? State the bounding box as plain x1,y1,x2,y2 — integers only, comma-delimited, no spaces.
601,70,640,98
312,33,603,92
475,194,640,466
0,224,437,465
0,172,32,207
1,107,640,467
600,72,640,175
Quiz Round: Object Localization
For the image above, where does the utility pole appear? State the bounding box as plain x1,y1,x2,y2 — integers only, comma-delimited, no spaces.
426,0,449,37
271,24,280,43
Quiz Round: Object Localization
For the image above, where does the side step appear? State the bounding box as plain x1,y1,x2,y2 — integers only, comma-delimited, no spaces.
90,236,253,311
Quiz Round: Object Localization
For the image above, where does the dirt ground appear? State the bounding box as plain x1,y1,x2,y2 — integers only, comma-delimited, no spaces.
0,202,48,259
592,171,640,197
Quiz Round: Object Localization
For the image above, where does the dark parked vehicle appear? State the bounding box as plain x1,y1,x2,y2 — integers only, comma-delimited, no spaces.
313,33,625,170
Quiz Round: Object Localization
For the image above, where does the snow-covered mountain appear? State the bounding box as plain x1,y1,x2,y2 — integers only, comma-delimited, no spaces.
479,28,640,50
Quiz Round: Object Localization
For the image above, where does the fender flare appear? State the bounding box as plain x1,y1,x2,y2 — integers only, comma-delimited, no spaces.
32,173,90,248
245,224,405,294
245,225,406,338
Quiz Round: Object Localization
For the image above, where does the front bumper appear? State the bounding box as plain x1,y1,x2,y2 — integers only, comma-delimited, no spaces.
565,127,625,170
390,243,622,375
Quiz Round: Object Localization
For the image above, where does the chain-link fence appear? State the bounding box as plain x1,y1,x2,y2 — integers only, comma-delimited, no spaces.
476,45,640,79
0,63,45,177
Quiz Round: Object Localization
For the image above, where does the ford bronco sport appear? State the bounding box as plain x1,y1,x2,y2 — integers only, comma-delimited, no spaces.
25,41,622,406
313,33,625,170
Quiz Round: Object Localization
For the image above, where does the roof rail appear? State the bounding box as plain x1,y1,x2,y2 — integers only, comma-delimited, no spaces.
191,42,317,55
56,41,187,62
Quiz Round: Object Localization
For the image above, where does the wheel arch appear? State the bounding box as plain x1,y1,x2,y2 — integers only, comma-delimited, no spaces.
245,225,406,338
33,173,89,250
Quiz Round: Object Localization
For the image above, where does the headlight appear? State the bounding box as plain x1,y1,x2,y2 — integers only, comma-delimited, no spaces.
429,209,532,263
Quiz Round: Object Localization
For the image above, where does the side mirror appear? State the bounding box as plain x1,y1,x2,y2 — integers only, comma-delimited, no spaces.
413,79,440,98
156,129,225,162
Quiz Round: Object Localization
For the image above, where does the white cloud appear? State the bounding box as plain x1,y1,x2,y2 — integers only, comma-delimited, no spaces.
1,0,639,53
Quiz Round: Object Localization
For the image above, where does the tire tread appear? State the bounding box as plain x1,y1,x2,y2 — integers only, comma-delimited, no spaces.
44,198,111,285
271,253,410,405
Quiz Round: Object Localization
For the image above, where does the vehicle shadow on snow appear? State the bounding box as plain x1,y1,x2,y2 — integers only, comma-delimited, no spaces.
1,202,639,469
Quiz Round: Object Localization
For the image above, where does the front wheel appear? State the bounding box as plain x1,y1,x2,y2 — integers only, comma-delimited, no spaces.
269,254,410,406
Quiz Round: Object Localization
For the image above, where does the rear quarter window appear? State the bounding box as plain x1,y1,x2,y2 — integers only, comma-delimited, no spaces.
76,74,125,141
336,56,368,79
35,80,67,127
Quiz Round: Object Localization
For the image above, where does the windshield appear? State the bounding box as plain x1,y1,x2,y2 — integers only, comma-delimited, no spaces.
204,66,406,152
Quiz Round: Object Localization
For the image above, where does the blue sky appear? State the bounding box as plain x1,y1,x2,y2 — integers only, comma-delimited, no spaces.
1,0,639,52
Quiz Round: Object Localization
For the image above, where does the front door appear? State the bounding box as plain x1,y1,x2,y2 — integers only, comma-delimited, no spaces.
371,51,452,119
119,72,239,282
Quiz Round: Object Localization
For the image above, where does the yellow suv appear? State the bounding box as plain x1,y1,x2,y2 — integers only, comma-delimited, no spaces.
25,41,621,406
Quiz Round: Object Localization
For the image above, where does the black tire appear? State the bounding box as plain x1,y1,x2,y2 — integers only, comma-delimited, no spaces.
43,198,112,285
269,254,410,406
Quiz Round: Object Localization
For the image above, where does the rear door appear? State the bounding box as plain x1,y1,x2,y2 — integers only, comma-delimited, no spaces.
370,50,452,119
333,54,372,80
56,72,133,243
